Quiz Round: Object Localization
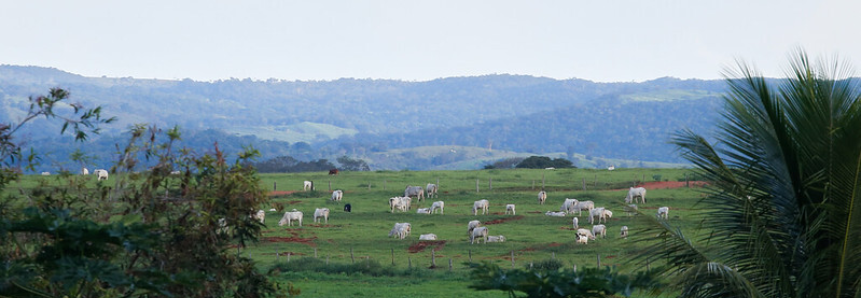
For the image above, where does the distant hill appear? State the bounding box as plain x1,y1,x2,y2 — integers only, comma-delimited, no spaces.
1,65,732,171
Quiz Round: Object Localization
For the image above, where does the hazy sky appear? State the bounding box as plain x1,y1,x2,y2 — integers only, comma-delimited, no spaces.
2,0,859,82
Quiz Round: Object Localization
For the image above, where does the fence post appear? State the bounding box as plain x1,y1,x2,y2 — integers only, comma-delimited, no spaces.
685,173,689,187
476,179,479,193
449,258,453,271
489,178,492,191
511,251,515,268
328,181,332,192
432,249,436,267
552,252,556,260
597,253,600,267
408,257,412,269
573,264,577,272
287,252,290,262
542,173,545,189
469,250,472,262
582,178,586,191
276,246,280,262
391,248,395,265
314,248,318,258
274,181,277,191
368,182,371,190
351,247,354,264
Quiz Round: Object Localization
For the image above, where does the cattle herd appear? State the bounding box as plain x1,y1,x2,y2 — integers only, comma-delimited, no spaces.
261,182,673,247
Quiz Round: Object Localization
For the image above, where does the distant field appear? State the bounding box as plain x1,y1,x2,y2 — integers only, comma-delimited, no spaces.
224,122,358,143
11,168,706,297
620,89,718,102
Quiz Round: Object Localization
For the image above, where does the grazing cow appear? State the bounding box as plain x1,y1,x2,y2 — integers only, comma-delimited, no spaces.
419,233,437,241
472,199,489,215
576,228,596,240
589,207,612,224
314,208,330,224
169,170,181,175
592,224,607,239
573,200,595,217
621,226,629,238
561,198,579,214
430,201,445,214
538,190,547,205
269,208,277,212
487,235,506,242
388,222,411,239
94,169,109,181
467,220,481,236
657,206,670,219
577,235,589,244
416,208,431,214
344,203,352,212
303,181,313,191
278,209,303,227
572,217,579,229
426,183,438,199
626,187,647,204
471,227,489,244
404,186,425,202
545,211,567,217
389,196,411,213
40,172,50,176
328,169,339,175
253,210,266,224
505,204,516,215
608,165,615,171
331,190,343,201
81,168,89,175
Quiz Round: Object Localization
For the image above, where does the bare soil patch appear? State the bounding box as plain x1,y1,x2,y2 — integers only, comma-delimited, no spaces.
483,215,524,225
408,240,447,253
262,236,318,247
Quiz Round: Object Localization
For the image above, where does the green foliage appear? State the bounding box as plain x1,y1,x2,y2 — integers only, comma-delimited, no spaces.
469,262,663,298
250,155,336,173
336,155,370,171
515,156,574,169
636,50,861,297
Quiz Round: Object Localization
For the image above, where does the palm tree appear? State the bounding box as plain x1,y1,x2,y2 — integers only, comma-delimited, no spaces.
635,50,861,298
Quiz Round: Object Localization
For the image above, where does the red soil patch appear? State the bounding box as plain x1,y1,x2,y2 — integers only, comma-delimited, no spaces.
635,181,708,190
408,240,447,253
287,200,302,205
527,211,543,214
262,236,318,247
270,190,298,196
547,242,562,247
483,215,524,225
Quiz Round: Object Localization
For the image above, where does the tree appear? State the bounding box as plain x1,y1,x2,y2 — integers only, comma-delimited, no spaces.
515,156,574,169
635,50,861,297
337,155,370,171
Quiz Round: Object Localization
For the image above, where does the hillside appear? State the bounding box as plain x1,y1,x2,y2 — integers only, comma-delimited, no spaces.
1,65,730,171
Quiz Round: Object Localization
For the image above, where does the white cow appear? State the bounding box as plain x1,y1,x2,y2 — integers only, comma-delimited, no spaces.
589,208,613,224
626,187,647,204
620,226,629,238
278,209,303,227
624,204,639,216
388,222,411,239
545,211,567,217
416,208,431,214
40,172,50,175
472,199,489,215
505,204,516,215
608,165,615,171
303,181,313,191
576,228,596,240
538,190,547,205
314,208,330,224
577,235,589,244
561,198,579,214
404,186,425,202
573,200,595,217
467,220,481,236
94,169,108,181
430,201,445,214
253,210,266,224
471,227,489,244
331,190,343,201
389,197,411,213
419,233,437,241
81,168,89,175
572,217,579,229
592,224,607,239
657,206,670,219
487,235,506,242
426,183,438,199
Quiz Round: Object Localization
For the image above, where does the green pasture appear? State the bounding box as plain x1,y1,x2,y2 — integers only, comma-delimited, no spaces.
12,168,707,297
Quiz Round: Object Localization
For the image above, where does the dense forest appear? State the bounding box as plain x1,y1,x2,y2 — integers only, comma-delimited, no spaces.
1,65,732,171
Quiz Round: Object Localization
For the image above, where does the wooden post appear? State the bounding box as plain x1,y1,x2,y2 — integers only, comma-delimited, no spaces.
597,253,601,267
432,249,436,267
287,252,290,262
314,247,318,258
552,252,556,260
511,251,515,268
351,247,354,264
368,182,371,190
273,181,277,191
276,246,280,262
685,173,689,187
489,177,492,191
573,264,577,272
582,178,586,191
476,179,479,193
328,181,332,192
408,257,412,269
542,173,545,189
391,248,395,265
469,250,472,262
449,258,453,271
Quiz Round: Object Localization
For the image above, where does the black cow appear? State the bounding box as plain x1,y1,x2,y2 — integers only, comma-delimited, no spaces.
344,203,352,212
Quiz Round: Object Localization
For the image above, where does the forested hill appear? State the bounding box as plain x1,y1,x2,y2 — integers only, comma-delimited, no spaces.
1,65,731,171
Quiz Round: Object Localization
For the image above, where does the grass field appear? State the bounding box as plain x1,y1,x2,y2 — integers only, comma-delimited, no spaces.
11,168,707,297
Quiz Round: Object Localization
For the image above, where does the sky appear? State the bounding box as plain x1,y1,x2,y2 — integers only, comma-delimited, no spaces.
2,0,860,83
